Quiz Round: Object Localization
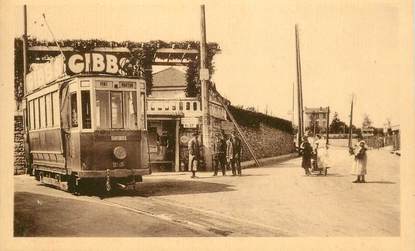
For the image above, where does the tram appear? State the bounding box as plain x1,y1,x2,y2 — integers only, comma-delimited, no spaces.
23,53,150,193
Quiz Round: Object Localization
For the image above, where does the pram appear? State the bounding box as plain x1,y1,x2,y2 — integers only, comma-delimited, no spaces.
311,151,329,176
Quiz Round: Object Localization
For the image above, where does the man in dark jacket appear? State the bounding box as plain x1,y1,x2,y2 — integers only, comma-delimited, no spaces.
188,131,200,178
300,136,312,175
213,133,226,176
231,131,242,176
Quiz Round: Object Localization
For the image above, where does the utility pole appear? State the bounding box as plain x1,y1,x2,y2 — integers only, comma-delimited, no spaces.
23,5,28,95
348,94,354,148
295,24,304,147
199,5,212,169
326,106,330,145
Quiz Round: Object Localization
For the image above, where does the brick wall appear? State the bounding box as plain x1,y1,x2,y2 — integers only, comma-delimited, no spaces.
14,115,26,175
239,123,295,162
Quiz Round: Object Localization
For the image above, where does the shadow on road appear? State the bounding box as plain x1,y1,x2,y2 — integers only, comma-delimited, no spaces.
364,181,396,184
106,179,236,198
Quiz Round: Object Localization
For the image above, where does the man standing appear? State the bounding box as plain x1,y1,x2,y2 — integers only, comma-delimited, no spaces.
231,131,242,176
226,134,234,175
188,131,200,178
213,133,226,176
300,135,312,175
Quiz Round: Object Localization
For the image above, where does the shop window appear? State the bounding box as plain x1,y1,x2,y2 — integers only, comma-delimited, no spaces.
81,91,92,129
70,92,78,128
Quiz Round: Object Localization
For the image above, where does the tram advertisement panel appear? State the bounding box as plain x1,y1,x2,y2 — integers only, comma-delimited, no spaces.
65,52,136,76
26,52,138,94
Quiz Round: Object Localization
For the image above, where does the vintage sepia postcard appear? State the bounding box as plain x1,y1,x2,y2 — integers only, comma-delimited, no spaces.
0,0,414,250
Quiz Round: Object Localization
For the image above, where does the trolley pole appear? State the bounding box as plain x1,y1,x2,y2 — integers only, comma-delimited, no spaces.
200,5,212,169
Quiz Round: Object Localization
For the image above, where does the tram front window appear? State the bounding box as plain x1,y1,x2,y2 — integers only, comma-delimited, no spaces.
95,90,138,130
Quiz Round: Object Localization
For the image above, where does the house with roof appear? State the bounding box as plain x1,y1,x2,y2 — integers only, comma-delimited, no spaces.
146,66,228,172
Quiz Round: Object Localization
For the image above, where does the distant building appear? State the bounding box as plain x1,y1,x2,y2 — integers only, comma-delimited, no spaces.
304,107,329,133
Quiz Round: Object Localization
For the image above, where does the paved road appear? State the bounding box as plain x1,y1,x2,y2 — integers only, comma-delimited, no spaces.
14,146,400,237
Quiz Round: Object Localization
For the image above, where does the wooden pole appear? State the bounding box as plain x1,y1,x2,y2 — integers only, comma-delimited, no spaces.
326,106,330,145
23,5,28,95
348,95,354,147
200,5,212,169
220,100,261,167
295,24,304,145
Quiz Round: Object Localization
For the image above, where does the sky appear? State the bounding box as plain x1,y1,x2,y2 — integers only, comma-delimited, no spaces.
11,0,407,127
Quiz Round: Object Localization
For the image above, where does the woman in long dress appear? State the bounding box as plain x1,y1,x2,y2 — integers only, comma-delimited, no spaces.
315,136,331,175
350,140,368,183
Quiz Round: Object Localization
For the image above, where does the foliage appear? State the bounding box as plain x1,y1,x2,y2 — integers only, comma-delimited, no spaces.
329,112,348,133
15,37,220,99
185,59,200,97
362,114,373,128
229,105,293,134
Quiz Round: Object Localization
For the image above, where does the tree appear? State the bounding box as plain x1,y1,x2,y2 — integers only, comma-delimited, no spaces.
362,114,373,128
329,112,348,134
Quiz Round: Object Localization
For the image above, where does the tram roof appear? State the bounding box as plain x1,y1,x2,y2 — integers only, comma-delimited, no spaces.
25,73,144,96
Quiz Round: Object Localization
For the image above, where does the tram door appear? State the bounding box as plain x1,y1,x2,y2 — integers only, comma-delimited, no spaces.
148,120,176,172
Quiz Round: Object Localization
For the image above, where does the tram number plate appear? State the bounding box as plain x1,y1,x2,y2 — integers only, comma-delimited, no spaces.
111,135,127,141
113,161,126,168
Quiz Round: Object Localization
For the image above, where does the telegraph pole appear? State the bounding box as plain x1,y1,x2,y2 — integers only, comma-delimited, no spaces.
326,106,330,145
348,94,354,148
200,5,212,169
295,24,304,146
23,5,28,95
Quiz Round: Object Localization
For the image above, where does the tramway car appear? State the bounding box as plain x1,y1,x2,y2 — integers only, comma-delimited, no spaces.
24,69,150,193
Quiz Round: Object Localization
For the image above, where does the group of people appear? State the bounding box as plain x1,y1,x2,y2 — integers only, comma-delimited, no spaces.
299,135,331,176
187,130,242,178
300,134,368,183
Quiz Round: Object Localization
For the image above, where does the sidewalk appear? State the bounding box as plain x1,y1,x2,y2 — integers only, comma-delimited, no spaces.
150,152,299,177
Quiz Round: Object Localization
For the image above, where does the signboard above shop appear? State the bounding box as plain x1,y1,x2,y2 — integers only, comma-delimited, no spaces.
25,51,138,94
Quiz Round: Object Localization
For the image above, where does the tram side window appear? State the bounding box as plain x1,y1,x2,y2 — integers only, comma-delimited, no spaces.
52,91,60,127
81,91,91,129
123,91,137,130
193,102,197,111
34,98,39,129
96,91,110,129
39,96,46,128
45,93,53,127
186,102,190,110
70,92,78,128
29,100,34,130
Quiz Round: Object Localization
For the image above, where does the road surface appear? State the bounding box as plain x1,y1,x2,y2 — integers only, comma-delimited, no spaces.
14,146,400,237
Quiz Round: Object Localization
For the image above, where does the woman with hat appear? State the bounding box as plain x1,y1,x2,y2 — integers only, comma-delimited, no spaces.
350,140,368,183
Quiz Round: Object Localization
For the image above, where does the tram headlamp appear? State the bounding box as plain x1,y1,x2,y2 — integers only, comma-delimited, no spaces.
113,146,127,160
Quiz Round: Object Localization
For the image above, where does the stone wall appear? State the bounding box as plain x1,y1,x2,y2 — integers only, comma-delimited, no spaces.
14,115,26,174
239,123,295,162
